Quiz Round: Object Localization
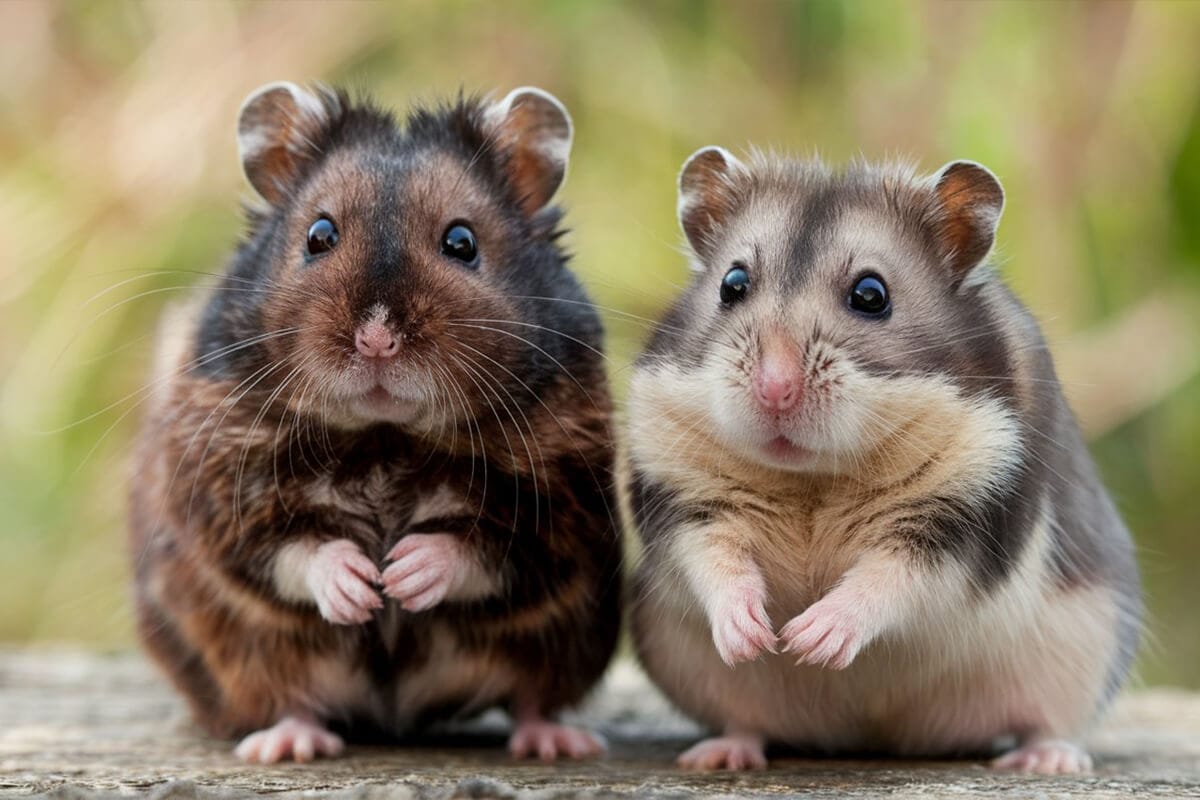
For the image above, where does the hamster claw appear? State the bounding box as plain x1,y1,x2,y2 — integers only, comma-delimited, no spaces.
234,715,344,764
992,739,1093,774
382,533,468,612
307,540,383,625
677,732,767,771
710,585,776,666
508,719,606,761
779,599,865,670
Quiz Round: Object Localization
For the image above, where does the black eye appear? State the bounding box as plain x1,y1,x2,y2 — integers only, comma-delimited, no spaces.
441,223,478,266
720,264,751,305
306,217,339,257
848,274,890,316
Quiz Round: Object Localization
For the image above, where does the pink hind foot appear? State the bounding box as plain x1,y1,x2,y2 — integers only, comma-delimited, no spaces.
992,739,1092,774
677,732,767,771
508,718,605,761
234,715,344,764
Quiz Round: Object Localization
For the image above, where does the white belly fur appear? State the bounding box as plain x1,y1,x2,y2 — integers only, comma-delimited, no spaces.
633,503,1121,755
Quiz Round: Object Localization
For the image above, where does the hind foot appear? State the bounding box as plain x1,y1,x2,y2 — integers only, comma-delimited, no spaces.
677,731,767,771
508,718,605,761
234,715,344,764
992,739,1092,774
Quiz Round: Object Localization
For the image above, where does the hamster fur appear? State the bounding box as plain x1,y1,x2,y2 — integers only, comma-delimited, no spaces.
626,148,1140,774
129,83,621,763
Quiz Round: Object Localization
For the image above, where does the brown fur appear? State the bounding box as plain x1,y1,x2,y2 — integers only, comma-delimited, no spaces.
129,85,621,744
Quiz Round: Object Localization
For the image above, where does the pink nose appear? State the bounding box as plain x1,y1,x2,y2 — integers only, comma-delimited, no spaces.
754,372,802,413
753,343,803,414
355,321,399,359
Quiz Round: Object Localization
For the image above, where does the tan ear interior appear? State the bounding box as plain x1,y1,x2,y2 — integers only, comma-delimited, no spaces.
487,88,573,215
678,146,746,261
933,161,1004,276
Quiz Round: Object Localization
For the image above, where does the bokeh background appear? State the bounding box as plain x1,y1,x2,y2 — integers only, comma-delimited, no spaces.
1,1,1198,686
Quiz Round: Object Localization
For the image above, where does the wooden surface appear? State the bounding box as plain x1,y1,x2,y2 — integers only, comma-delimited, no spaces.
2,648,1198,798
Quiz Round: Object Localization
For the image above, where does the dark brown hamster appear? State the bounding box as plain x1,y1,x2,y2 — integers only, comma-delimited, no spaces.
626,148,1141,774
129,82,621,763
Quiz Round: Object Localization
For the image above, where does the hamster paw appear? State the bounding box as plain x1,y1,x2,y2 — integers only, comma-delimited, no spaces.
508,719,606,761
234,715,344,764
306,540,382,625
710,583,776,666
677,733,767,771
780,598,865,670
383,533,469,612
992,739,1093,774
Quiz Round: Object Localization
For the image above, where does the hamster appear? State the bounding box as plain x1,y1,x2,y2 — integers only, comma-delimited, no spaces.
128,82,622,763
626,148,1141,774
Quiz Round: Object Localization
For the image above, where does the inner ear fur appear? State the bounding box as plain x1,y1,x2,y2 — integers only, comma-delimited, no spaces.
237,81,341,206
931,160,1004,277
484,87,573,216
677,146,748,262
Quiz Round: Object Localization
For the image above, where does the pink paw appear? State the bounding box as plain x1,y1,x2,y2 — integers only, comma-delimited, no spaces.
677,734,767,771
508,720,605,761
779,597,866,670
306,540,382,625
383,533,469,612
709,581,776,666
233,716,344,764
992,740,1092,774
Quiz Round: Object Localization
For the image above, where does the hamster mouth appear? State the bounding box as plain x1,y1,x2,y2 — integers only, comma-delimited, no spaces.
348,382,425,423
763,435,813,464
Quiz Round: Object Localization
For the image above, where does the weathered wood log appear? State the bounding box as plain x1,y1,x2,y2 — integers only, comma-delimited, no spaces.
2,649,1197,798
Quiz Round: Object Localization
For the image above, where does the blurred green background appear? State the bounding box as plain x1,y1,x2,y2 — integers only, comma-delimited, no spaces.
1,1,1198,686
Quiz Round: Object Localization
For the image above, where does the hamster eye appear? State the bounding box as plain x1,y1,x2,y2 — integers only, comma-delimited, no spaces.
306,217,339,257
720,263,751,305
848,274,890,316
441,223,478,267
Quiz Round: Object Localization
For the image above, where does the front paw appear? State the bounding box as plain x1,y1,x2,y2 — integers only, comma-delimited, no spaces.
709,582,776,666
779,597,867,670
305,540,382,625
382,533,470,612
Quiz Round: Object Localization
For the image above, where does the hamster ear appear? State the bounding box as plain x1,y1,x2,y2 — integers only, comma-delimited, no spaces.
484,87,573,215
237,81,340,205
931,160,1004,277
678,146,749,262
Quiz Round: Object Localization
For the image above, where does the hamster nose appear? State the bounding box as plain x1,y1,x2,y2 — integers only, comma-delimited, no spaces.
754,343,803,414
754,371,802,413
354,321,400,359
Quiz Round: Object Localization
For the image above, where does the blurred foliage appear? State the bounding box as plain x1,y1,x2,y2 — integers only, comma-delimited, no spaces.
0,1,1198,686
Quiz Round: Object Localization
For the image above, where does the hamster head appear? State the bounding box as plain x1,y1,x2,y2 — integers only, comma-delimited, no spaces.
227,82,581,430
643,148,1010,475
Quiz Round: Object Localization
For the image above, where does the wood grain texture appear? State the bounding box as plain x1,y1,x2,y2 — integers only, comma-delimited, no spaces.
2,649,1198,798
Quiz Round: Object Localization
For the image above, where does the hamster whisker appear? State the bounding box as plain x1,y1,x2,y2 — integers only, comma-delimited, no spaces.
56,281,310,376
448,336,620,545
131,355,291,576
67,328,309,479
428,359,479,496
447,322,604,408
449,344,548,539
447,318,609,363
283,369,321,484
234,356,314,534
47,326,309,435
446,349,529,538
504,294,686,334
434,357,492,532
184,358,294,530
879,327,1009,359
274,359,325,511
